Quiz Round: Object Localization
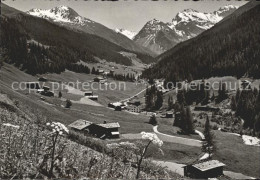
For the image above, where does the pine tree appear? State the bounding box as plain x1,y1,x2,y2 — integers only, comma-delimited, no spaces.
179,104,187,133
177,90,185,105
91,67,96,74
65,99,72,108
216,82,228,103
231,96,237,111
168,96,174,110
211,92,215,102
186,106,194,134
202,116,215,159
58,91,62,98
155,91,163,110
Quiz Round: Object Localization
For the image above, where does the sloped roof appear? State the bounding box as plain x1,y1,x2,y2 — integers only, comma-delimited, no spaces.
192,160,225,171
85,91,93,94
97,122,120,128
111,102,122,107
68,119,93,130
94,76,104,80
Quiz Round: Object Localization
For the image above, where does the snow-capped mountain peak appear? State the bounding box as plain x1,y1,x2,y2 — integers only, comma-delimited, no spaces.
214,4,239,17
134,4,239,54
27,6,93,25
114,28,137,40
147,18,161,24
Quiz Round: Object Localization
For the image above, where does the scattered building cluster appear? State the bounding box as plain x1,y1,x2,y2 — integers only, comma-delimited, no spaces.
108,102,126,111
126,99,141,113
26,78,54,97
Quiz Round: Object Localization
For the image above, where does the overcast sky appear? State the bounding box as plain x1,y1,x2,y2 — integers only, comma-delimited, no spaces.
3,0,247,32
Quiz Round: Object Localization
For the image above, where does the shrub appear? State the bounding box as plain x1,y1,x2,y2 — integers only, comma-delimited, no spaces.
149,114,158,125
212,124,219,130
65,99,72,108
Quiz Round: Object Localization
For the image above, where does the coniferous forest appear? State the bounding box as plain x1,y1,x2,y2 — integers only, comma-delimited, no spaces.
0,10,155,75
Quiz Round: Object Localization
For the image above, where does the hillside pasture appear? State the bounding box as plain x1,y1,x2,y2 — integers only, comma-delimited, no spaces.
0,64,152,134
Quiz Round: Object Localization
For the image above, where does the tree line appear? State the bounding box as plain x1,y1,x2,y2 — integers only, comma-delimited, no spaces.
0,14,156,76
145,85,163,111
231,87,260,137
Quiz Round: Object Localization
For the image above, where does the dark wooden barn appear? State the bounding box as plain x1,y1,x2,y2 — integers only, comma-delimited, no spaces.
88,95,98,101
91,121,120,139
183,160,225,178
166,111,173,118
26,82,40,89
38,77,47,82
68,119,94,137
84,91,93,96
68,119,120,139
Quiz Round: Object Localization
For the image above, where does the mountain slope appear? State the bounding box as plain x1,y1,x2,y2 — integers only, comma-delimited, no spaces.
134,5,238,54
1,4,155,75
114,28,137,40
142,1,260,81
26,6,155,56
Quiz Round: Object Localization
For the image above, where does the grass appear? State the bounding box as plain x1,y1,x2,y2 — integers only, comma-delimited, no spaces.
157,124,201,140
212,130,260,178
114,138,201,164
42,70,147,106
0,94,177,179
1,64,260,178
153,142,201,164
0,64,152,134
156,116,201,140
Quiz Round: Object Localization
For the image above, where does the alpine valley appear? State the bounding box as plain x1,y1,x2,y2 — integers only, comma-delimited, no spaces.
1,1,260,180
134,5,238,54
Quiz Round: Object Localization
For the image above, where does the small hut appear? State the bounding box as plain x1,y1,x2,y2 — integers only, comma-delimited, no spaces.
183,160,225,178
166,111,173,118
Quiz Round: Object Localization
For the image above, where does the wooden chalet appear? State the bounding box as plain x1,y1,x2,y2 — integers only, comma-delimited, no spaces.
95,122,120,139
88,95,98,101
26,82,40,89
183,160,225,178
68,119,120,139
126,105,140,113
68,119,93,137
84,91,93,96
97,69,104,75
166,111,173,118
43,86,50,92
38,77,47,82
93,76,104,82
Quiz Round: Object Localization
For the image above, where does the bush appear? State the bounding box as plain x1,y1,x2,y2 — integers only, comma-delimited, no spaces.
65,99,72,108
149,114,158,125
212,124,219,130
58,91,62,98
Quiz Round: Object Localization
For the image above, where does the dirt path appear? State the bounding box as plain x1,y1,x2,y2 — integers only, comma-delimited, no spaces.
120,85,151,103
223,171,256,179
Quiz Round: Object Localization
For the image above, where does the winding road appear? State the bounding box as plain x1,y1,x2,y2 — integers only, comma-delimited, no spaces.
153,125,202,147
